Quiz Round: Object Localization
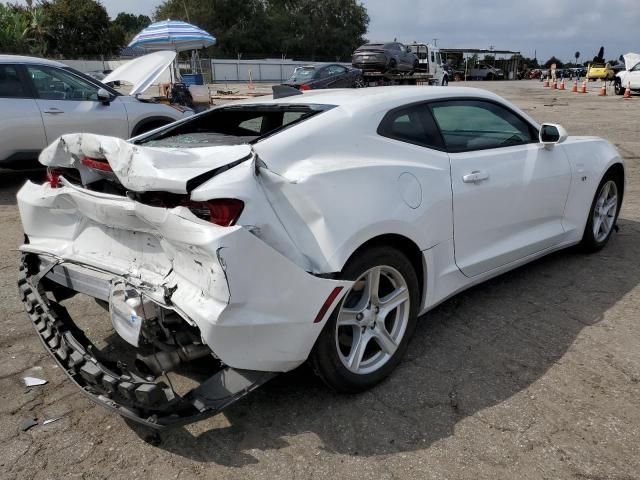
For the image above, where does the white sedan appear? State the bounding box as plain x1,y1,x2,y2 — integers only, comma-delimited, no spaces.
17,86,624,428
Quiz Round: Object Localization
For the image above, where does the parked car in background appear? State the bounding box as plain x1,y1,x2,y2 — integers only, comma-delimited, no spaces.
587,63,615,80
467,64,504,80
614,53,640,95
0,54,191,168
352,42,418,73
282,64,363,90
17,86,624,427
442,64,464,82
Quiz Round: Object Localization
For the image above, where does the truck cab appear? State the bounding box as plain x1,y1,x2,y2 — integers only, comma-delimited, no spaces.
408,43,448,85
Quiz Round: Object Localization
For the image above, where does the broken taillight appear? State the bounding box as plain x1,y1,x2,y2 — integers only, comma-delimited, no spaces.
46,168,61,188
185,199,245,227
81,157,113,172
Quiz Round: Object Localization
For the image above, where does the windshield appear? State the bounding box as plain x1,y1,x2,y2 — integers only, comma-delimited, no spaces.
289,67,316,82
137,104,334,148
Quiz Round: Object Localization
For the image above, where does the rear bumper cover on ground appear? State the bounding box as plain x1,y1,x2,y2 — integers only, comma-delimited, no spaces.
18,255,276,429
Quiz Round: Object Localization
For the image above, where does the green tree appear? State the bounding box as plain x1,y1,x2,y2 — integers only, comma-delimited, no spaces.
0,3,30,54
593,46,605,63
23,0,51,56
154,0,369,60
113,12,151,43
544,56,564,68
43,0,123,57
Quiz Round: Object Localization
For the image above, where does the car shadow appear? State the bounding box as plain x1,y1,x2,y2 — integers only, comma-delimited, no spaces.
126,218,640,467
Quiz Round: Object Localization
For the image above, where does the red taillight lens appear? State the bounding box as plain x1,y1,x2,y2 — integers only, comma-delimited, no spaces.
186,199,244,226
46,168,61,188
81,157,112,172
299,84,311,91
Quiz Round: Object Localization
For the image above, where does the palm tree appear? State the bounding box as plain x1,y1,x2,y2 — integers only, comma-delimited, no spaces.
23,0,50,57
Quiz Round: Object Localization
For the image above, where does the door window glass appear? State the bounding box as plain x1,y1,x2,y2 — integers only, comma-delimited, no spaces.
430,100,536,152
27,65,99,101
431,52,435,63
0,65,28,98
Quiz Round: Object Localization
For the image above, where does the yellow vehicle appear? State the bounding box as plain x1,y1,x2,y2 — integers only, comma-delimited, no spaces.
587,63,615,80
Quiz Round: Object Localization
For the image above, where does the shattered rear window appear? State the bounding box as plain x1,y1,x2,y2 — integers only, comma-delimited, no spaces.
138,104,334,148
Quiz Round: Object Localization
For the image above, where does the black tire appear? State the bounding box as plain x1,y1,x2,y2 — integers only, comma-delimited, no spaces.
579,169,623,253
387,59,397,73
310,246,420,393
486,73,494,81
614,79,625,95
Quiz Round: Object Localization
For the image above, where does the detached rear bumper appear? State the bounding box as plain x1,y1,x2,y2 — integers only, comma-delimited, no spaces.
18,257,275,429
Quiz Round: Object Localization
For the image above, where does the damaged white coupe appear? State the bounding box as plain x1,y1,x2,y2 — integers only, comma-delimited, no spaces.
17,86,624,428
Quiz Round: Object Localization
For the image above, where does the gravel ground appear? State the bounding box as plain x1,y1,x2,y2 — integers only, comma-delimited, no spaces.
1,80,639,480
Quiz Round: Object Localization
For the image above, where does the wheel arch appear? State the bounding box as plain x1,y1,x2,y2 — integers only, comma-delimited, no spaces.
338,233,426,310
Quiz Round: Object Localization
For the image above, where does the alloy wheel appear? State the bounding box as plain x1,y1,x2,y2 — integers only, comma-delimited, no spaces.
334,265,410,375
593,180,618,243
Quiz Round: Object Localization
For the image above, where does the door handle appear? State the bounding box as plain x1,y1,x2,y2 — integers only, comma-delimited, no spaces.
43,108,64,114
462,171,489,183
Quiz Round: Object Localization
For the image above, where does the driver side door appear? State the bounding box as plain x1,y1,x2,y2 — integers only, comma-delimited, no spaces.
429,99,572,277
26,65,128,143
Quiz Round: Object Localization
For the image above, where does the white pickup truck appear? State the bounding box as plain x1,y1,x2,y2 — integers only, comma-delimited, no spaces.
467,64,504,80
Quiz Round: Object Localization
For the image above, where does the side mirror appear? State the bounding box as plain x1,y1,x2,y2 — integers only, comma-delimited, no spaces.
539,123,568,147
97,88,111,105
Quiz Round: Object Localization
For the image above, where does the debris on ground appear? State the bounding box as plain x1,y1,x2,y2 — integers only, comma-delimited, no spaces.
23,376,47,387
19,417,38,432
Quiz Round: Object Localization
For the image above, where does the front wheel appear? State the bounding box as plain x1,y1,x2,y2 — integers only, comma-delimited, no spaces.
310,247,419,393
614,80,625,95
579,172,622,252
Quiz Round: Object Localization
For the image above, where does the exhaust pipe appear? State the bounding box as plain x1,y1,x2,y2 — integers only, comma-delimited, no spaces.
136,344,212,378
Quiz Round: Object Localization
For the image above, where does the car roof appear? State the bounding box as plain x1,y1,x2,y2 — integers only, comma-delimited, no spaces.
0,55,67,67
234,86,522,116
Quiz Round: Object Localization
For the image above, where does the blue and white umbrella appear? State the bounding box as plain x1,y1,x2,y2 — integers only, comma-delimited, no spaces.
128,20,216,52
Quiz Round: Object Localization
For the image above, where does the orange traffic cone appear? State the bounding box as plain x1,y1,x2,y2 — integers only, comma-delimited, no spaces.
599,80,606,96
580,80,587,93
552,80,557,90
559,79,565,90
571,79,578,93
543,76,550,87
624,81,632,99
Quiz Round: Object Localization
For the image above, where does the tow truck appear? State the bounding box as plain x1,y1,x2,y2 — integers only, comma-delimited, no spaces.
359,43,449,87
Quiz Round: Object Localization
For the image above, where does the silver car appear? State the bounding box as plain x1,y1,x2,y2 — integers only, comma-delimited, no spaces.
0,55,191,168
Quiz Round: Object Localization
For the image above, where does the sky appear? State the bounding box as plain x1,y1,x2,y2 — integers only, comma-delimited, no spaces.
15,0,640,63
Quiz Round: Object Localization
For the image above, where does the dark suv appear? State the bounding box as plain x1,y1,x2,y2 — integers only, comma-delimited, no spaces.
352,42,418,74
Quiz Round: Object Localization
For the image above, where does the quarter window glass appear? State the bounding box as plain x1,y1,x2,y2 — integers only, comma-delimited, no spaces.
27,66,99,101
430,100,535,152
0,65,27,98
378,105,442,149
632,64,640,72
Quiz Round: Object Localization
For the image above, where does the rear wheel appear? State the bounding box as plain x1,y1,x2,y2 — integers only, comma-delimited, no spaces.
614,79,625,95
579,171,622,252
310,247,419,393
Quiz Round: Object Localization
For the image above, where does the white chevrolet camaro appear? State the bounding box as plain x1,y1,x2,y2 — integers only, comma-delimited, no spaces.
17,86,624,428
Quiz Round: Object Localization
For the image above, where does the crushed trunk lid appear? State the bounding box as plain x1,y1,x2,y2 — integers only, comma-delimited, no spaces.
41,133,253,194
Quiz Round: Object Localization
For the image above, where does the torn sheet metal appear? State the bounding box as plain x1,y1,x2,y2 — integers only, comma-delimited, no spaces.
39,133,252,194
18,177,350,372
